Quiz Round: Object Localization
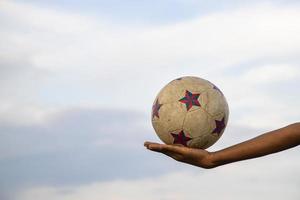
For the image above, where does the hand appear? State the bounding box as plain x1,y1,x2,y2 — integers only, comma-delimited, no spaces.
144,141,216,169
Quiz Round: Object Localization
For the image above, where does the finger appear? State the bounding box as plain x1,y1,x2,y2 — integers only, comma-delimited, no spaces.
144,141,190,162
144,143,181,158
144,141,187,155
144,141,158,147
144,142,166,152
144,141,161,150
163,144,187,154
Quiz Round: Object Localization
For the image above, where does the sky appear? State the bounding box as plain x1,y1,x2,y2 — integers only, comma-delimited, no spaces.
0,0,300,199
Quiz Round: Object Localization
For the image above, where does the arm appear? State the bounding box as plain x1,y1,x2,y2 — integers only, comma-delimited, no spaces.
144,123,300,168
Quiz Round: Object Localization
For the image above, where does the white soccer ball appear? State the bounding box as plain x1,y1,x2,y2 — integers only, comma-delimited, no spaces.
151,76,229,149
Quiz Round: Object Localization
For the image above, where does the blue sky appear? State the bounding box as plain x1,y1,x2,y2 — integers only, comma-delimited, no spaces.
13,0,250,24
13,0,300,25
0,0,300,199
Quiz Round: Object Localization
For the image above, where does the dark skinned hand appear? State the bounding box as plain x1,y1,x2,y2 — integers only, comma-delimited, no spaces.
144,141,215,169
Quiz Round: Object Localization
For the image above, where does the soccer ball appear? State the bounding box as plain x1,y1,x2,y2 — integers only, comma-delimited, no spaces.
151,76,229,149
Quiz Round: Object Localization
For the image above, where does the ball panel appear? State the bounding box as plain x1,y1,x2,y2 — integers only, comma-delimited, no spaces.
182,108,215,138
188,135,210,149
190,134,219,149
155,102,187,132
213,112,229,124
201,88,229,118
180,76,213,93
156,79,186,104
152,120,173,144
194,134,219,149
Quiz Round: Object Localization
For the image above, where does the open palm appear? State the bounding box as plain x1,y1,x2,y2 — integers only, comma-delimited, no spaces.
144,141,215,168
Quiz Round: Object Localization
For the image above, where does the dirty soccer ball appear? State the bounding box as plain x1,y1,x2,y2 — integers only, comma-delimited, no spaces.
151,76,229,149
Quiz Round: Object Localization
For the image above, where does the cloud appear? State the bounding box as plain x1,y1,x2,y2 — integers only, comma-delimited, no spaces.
14,148,300,200
0,0,94,34
0,1,299,129
0,106,274,199
28,3,300,72
0,108,187,196
0,1,300,199
0,55,54,125
218,63,300,129
241,64,300,84
2,1,300,72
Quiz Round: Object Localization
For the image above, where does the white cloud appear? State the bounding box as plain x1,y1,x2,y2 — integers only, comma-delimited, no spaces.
218,64,300,129
2,1,300,71
15,148,300,200
0,1,300,127
0,0,95,34
1,2,300,199
241,64,300,84
30,3,300,72
0,103,57,126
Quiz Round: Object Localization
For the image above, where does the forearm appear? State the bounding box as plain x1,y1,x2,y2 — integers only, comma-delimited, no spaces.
210,123,300,167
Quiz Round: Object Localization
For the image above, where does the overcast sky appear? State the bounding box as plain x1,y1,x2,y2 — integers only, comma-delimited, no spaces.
0,0,299,199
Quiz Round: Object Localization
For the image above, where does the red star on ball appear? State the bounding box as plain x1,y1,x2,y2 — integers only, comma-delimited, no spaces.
152,99,162,119
179,90,201,111
212,117,226,136
171,130,192,146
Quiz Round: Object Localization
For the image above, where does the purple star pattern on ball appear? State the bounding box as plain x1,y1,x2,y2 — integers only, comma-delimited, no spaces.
212,117,226,136
152,99,162,119
171,130,192,146
179,90,201,111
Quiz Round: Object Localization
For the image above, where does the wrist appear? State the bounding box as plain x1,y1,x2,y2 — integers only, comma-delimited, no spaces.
200,151,220,169
206,151,223,168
